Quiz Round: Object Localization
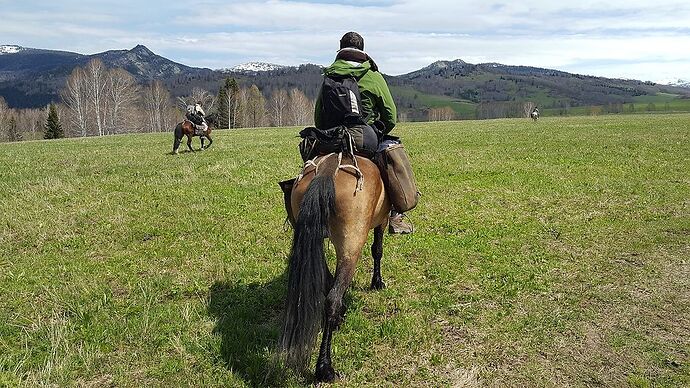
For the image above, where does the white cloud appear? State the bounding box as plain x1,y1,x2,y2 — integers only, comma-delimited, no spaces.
1,0,690,80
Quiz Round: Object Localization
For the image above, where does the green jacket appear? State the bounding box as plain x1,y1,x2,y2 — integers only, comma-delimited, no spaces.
314,59,397,133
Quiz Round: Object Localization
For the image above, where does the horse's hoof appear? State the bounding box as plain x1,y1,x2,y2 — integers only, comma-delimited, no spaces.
315,363,337,383
370,280,386,290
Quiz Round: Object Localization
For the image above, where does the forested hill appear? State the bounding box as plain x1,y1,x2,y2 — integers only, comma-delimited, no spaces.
0,45,212,108
1,44,688,118
390,59,689,119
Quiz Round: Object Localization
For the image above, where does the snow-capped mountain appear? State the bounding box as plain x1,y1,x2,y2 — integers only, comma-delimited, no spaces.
223,62,290,73
0,45,25,55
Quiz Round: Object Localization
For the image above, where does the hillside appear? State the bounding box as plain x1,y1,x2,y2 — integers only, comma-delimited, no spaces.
1,114,688,386
0,45,212,107
1,44,689,119
393,59,690,117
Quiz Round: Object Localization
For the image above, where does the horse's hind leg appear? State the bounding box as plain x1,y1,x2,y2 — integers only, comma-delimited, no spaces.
370,225,386,290
315,233,367,382
186,135,193,152
173,135,182,154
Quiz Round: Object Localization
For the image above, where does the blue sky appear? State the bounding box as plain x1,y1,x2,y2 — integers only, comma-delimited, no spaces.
2,0,689,82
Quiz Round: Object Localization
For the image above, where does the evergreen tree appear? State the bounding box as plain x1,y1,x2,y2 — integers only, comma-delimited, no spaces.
44,104,64,139
213,77,242,129
226,78,240,128
216,84,229,129
7,116,21,142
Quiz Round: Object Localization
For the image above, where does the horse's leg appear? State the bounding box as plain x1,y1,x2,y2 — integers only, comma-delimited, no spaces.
315,231,367,382
173,135,181,154
370,224,386,290
186,134,193,152
173,124,183,154
200,136,205,150
205,134,213,149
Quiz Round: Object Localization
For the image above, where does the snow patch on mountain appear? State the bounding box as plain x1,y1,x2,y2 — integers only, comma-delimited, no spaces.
656,78,690,88
223,62,290,73
0,45,24,55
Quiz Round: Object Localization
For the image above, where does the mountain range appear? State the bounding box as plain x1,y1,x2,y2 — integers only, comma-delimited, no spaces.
1,44,688,118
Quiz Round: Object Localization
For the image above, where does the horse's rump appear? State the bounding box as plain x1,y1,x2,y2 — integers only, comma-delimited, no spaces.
291,154,388,230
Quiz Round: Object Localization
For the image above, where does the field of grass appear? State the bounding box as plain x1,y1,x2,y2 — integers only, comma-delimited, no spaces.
1,114,688,387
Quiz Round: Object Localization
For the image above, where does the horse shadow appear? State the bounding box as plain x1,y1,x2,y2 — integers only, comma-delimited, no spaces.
207,273,293,386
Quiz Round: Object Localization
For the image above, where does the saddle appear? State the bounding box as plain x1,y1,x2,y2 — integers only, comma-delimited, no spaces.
298,124,379,162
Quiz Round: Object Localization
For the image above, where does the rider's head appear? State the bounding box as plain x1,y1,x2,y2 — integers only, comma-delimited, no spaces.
340,31,364,51
196,101,203,107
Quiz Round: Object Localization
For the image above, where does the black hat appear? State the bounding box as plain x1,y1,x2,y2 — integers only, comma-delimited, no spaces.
340,31,364,51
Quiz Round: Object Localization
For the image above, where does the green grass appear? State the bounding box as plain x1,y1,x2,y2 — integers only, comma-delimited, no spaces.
1,114,689,386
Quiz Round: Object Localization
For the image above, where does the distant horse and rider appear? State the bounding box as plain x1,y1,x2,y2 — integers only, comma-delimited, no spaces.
172,102,216,154
531,106,540,121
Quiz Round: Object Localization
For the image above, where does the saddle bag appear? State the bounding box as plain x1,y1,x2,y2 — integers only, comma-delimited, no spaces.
376,143,420,213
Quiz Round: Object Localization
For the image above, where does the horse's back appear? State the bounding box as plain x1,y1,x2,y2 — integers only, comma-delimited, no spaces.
292,155,389,232
334,157,388,228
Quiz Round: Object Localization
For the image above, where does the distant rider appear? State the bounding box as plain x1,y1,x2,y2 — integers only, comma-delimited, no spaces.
186,101,208,135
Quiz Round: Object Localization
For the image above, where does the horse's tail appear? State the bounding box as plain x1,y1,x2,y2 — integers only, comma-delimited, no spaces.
280,156,337,370
174,123,183,138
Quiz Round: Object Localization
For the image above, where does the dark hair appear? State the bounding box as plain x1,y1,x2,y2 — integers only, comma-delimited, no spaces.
340,31,364,51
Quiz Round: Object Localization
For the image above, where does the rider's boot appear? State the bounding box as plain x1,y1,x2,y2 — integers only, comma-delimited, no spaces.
388,211,413,234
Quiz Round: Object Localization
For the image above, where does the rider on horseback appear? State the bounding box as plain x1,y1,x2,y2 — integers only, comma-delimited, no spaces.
186,101,208,136
315,31,414,234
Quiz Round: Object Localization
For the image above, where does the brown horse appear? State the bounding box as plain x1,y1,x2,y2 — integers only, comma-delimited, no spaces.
280,152,391,382
172,113,216,154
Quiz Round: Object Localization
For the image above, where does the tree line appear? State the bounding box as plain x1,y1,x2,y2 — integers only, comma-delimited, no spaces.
0,58,316,143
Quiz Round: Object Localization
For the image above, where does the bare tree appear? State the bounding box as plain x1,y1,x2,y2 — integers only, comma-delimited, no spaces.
245,85,266,128
0,97,8,141
428,106,455,121
12,108,45,141
287,88,313,126
61,67,90,136
189,87,215,112
105,68,138,134
232,87,247,128
522,101,536,118
269,89,289,127
144,81,173,133
85,59,107,136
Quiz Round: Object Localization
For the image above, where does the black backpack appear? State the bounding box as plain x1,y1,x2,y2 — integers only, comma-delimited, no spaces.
319,74,367,129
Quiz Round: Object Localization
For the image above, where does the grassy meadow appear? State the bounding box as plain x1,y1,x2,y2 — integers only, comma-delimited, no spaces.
0,114,688,387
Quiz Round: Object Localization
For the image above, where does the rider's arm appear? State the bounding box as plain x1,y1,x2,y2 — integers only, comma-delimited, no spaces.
375,75,397,133
314,92,323,129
